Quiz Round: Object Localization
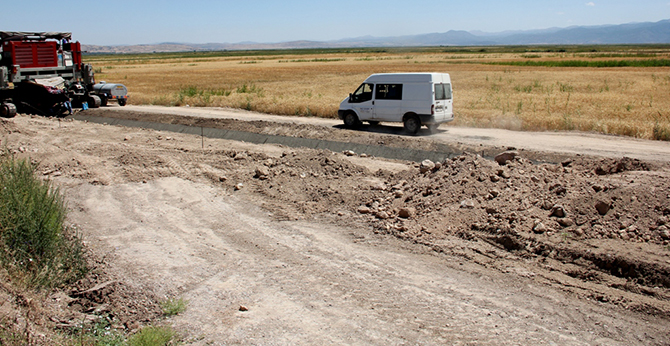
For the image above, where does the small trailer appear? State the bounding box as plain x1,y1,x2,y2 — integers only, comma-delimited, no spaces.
94,82,128,106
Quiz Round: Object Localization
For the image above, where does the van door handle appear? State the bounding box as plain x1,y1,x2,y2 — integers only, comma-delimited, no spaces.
372,101,375,105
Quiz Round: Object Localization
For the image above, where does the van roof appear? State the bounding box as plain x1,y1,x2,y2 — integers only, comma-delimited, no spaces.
365,72,450,83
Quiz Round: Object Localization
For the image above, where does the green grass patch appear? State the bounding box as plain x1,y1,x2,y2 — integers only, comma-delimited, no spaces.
69,319,126,346
127,326,175,346
278,58,346,63
0,154,87,289
236,83,263,95
487,59,670,68
175,86,232,105
161,297,187,317
82,44,670,64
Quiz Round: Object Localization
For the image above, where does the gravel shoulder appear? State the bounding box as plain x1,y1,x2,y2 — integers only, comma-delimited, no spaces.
1,111,669,345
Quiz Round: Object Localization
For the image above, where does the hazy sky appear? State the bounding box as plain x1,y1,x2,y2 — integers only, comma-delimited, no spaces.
3,1,669,45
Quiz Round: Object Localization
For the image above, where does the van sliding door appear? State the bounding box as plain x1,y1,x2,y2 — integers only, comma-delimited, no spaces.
373,83,402,122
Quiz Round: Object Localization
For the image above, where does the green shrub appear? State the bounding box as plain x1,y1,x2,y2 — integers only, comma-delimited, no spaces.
653,122,670,141
0,154,87,289
126,326,175,346
161,297,187,317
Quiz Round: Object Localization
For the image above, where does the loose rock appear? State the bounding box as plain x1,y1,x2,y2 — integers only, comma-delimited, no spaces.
595,200,611,216
495,151,518,165
398,207,415,218
358,206,371,214
460,199,476,209
419,159,436,173
550,205,566,218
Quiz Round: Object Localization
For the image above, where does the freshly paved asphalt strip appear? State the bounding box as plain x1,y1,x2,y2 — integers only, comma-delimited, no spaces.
72,114,461,163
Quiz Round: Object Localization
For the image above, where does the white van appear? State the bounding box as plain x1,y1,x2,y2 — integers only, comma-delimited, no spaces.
338,73,453,134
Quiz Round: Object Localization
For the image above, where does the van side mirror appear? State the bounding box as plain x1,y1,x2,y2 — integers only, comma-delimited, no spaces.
349,93,353,102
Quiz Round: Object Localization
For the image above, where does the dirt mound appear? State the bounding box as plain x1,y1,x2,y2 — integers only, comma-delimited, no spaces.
233,149,670,315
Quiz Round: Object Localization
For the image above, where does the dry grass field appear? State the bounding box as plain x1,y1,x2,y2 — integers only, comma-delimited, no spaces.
86,46,670,140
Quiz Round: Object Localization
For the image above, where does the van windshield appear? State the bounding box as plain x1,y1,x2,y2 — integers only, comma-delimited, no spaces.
350,83,373,103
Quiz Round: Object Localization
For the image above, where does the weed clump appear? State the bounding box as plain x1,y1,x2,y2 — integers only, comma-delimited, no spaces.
0,154,87,289
127,325,175,346
653,122,670,141
161,297,187,317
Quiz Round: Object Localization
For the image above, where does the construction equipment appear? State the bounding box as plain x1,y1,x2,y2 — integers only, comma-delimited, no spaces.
0,31,105,118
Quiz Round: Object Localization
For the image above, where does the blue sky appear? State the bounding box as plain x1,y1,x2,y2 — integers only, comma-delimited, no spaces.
3,1,669,45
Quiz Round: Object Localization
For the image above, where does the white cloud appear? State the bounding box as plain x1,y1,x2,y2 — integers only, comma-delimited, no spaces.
586,2,595,6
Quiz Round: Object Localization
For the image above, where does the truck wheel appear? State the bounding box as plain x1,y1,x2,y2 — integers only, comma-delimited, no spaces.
88,95,102,108
403,115,421,135
118,98,127,106
343,112,360,128
1,103,17,118
100,96,108,107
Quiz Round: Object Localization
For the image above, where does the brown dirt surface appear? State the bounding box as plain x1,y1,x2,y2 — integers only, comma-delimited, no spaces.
1,111,670,345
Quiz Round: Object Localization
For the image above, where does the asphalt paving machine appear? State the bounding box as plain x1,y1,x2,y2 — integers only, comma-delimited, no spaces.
1,31,107,118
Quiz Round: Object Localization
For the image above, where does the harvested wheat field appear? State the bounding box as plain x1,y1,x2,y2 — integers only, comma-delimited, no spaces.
89,46,670,140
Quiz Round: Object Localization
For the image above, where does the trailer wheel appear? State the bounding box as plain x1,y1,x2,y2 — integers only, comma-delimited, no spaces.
100,96,108,107
118,98,127,106
427,123,439,133
1,103,17,118
343,112,361,128
403,115,421,135
88,95,102,108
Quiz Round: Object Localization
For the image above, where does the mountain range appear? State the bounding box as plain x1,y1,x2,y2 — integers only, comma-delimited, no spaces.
83,19,670,54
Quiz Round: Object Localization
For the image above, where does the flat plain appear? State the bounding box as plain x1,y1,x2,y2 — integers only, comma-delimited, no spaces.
87,45,670,140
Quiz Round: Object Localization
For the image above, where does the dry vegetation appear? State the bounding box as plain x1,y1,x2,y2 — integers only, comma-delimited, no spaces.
87,46,670,140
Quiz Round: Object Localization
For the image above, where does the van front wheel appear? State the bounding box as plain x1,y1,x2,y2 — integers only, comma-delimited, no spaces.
403,115,421,134
343,112,361,128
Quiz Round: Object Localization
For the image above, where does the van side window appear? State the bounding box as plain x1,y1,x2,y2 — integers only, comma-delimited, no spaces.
435,83,452,100
375,84,403,100
350,83,373,103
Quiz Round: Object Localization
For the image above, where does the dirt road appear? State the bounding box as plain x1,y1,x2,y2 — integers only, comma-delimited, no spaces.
2,111,669,345
106,105,670,163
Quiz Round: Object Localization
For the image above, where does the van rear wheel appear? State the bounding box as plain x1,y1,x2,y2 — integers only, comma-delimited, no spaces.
343,112,361,128
403,115,421,135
